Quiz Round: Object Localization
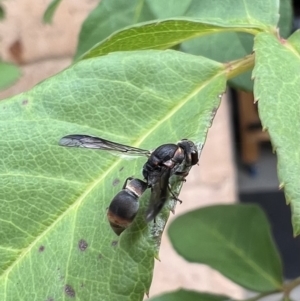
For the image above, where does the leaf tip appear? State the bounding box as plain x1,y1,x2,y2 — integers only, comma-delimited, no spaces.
293,227,300,237
279,183,285,190
154,252,161,261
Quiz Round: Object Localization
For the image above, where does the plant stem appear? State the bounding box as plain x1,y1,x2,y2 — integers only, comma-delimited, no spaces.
239,277,300,301
283,277,300,298
225,53,255,80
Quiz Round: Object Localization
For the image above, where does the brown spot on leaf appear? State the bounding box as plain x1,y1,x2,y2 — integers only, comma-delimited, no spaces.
22,99,28,106
112,178,120,186
119,166,124,172
46,298,54,301
39,245,45,252
111,240,118,247
97,253,102,260
64,285,75,298
78,239,88,251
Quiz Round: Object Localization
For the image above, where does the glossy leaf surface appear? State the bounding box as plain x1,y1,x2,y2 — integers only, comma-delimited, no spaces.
79,18,261,61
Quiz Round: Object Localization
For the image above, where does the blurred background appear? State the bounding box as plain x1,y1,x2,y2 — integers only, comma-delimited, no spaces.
0,0,299,300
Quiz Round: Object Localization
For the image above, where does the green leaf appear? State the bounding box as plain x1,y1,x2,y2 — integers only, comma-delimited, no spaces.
79,18,262,60
0,61,21,90
0,4,5,20
74,0,156,60
181,32,254,91
43,0,63,24
147,0,279,27
149,289,230,301
253,32,300,235
0,50,226,300
286,30,300,53
181,0,292,91
76,0,280,60
278,0,293,39
168,204,283,292
76,0,286,90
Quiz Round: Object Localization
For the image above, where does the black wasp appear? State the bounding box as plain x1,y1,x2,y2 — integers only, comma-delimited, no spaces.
107,177,148,235
59,135,199,233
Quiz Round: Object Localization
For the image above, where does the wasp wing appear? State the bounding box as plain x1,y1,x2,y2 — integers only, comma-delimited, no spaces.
59,135,151,157
145,167,171,222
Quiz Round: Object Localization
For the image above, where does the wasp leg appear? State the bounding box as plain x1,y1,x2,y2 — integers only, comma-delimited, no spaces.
168,185,182,204
174,170,189,181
